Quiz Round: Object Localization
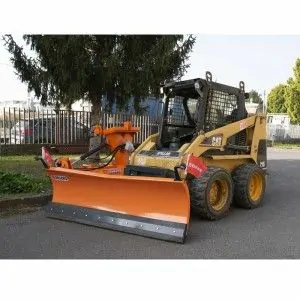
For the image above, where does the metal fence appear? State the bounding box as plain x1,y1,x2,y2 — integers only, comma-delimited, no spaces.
7,106,300,145
101,113,158,145
267,124,300,141
0,107,159,145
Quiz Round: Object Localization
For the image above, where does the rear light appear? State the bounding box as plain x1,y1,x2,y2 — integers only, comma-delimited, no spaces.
21,129,33,135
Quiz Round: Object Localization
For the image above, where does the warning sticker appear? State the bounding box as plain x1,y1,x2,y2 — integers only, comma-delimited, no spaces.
239,121,247,131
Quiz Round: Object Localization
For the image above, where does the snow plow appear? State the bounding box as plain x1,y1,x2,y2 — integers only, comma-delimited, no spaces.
41,71,267,243
42,121,190,242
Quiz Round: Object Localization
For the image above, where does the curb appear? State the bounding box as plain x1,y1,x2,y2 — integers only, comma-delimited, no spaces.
0,193,52,210
269,147,300,152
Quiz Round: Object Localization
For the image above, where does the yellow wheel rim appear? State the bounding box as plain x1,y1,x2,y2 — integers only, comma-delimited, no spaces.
249,171,263,202
208,179,229,211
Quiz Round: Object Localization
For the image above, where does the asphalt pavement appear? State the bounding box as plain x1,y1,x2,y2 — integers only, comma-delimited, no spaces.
1,148,300,259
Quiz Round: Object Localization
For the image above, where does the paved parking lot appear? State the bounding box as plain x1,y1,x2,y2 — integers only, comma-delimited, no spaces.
1,148,300,259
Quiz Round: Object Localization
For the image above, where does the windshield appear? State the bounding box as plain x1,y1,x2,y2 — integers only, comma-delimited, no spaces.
158,93,200,149
165,95,199,126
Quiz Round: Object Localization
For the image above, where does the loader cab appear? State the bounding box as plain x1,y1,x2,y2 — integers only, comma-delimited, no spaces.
157,72,248,151
158,83,200,150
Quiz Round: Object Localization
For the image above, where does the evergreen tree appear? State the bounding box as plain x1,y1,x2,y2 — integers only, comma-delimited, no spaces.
3,35,196,126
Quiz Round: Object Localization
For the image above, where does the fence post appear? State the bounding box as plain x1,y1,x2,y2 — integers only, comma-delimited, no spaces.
2,107,5,145
8,108,11,144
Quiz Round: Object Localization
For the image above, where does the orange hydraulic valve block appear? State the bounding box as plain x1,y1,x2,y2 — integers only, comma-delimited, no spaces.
102,121,140,166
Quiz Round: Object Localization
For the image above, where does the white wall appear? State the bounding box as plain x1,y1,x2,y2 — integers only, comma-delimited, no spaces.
267,114,290,130
245,102,259,114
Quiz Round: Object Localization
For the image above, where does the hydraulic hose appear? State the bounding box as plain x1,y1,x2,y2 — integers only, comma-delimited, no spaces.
97,144,126,169
79,141,108,160
72,143,126,171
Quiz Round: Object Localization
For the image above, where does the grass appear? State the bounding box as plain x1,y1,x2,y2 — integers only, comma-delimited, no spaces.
0,155,49,178
0,154,81,196
0,154,80,173
0,171,48,194
272,143,300,149
0,155,51,196
0,153,108,196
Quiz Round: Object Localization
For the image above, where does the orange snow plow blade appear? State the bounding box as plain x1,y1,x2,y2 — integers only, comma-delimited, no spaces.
44,168,190,243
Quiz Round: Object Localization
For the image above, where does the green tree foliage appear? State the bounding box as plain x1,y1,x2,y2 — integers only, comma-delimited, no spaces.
266,58,300,124
267,84,287,113
248,89,263,103
285,58,300,124
2,35,196,124
285,79,300,124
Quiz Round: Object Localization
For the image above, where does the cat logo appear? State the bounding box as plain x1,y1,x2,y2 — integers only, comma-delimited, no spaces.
211,136,222,146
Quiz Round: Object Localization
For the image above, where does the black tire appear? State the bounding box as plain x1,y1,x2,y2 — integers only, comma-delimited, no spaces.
232,164,266,209
187,167,233,220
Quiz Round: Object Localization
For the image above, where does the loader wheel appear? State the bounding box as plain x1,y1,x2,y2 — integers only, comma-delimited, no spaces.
187,167,233,220
232,164,265,209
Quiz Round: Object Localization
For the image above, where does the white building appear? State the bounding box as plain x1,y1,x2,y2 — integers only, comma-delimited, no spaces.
0,97,91,112
267,113,290,130
0,94,54,110
245,102,259,114
0,100,29,109
71,99,92,111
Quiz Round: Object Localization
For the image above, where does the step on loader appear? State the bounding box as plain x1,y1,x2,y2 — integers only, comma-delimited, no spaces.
41,71,267,243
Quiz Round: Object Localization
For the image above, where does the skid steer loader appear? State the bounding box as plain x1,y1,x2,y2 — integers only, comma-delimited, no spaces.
42,71,267,243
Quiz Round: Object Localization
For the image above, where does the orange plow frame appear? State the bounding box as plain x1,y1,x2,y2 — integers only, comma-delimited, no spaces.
42,121,191,243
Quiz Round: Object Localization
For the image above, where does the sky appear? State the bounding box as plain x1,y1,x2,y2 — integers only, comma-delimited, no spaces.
183,35,300,97
1,34,300,103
